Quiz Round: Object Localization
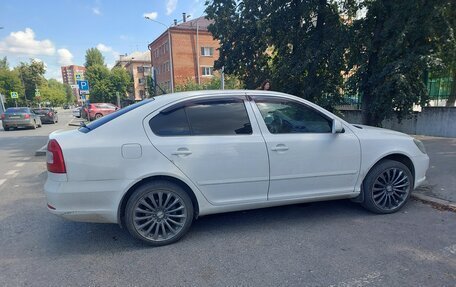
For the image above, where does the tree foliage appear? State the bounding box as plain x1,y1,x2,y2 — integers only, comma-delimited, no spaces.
348,0,454,125
175,73,242,92
85,64,132,104
206,0,455,126
14,59,46,103
40,79,67,106
84,48,105,68
206,0,353,111
0,59,25,107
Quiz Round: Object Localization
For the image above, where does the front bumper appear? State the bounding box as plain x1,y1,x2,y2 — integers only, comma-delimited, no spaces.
413,154,429,189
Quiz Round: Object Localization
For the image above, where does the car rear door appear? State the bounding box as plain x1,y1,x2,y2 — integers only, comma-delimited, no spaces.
144,95,270,205
250,95,361,200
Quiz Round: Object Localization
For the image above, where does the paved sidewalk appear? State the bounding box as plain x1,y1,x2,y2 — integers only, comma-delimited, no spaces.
413,135,456,203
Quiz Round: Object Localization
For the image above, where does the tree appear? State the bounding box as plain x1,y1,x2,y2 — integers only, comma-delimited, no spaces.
109,67,132,102
205,0,354,110
348,0,453,126
40,79,66,106
0,64,25,108
14,59,46,104
175,73,242,92
84,48,105,68
64,84,74,104
0,57,9,70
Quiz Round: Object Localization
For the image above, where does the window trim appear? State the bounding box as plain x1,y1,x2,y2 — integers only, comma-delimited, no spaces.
251,95,334,135
150,96,253,137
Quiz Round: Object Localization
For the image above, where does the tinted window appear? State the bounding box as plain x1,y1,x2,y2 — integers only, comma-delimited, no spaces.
149,98,252,136
254,97,332,133
149,107,191,136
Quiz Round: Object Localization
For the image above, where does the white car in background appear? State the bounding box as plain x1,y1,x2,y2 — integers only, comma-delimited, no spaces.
44,90,429,246
72,107,81,118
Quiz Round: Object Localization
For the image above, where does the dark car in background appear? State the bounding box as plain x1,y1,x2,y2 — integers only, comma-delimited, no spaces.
82,103,118,120
32,108,58,124
1,107,42,131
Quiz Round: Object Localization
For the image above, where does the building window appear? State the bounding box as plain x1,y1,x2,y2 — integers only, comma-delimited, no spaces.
137,66,144,73
202,67,214,76
139,78,145,85
201,47,214,56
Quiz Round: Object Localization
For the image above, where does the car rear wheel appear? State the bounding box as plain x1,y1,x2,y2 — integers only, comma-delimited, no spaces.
95,113,103,119
125,181,194,246
3,126,9,131
361,159,413,214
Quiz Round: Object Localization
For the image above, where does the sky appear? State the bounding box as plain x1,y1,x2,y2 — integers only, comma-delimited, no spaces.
0,0,206,81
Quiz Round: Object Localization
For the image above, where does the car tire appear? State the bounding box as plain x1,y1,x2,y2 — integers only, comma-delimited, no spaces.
95,113,103,119
125,181,194,246
361,159,413,214
3,126,9,131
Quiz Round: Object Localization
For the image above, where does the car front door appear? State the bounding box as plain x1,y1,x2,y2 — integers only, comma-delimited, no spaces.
145,96,270,205
250,95,361,200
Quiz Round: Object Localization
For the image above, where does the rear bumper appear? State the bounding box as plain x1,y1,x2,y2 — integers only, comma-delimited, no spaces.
44,175,132,224
2,119,34,127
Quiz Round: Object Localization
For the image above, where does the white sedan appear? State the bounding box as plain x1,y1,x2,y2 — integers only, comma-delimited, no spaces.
44,90,429,246
72,107,81,118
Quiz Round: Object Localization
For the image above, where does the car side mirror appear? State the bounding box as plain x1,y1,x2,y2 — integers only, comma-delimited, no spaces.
332,119,344,134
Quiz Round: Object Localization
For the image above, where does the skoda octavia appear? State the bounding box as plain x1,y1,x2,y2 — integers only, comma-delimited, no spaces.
44,90,429,246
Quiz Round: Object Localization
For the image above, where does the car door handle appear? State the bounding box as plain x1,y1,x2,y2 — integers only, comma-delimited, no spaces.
171,148,192,156
271,144,289,152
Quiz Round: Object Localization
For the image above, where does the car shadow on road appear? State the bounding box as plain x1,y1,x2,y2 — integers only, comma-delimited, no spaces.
40,199,375,256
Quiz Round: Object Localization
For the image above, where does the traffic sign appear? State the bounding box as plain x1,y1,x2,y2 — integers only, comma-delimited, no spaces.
77,80,90,95
35,88,41,97
10,91,18,99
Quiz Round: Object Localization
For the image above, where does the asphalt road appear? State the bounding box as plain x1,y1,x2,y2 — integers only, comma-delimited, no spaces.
0,111,455,286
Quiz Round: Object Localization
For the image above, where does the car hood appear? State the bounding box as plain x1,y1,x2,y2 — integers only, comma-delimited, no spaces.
351,124,412,138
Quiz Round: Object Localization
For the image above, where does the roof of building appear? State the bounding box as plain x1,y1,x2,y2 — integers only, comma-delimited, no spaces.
115,51,151,67
172,16,213,31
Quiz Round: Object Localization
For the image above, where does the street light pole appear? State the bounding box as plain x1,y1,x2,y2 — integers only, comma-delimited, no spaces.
145,17,174,93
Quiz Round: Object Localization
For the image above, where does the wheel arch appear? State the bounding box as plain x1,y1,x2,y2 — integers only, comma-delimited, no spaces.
117,175,200,228
353,152,415,203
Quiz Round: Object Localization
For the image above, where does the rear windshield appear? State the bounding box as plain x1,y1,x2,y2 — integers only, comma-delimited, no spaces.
33,109,50,114
79,99,154,133
6,108,29,113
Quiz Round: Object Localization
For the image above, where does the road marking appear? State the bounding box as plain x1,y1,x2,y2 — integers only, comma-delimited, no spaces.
329,272,382,287
15,162,25,167
0,179,6,186
23,157,31,161
443,244,456,255
5,170,18,176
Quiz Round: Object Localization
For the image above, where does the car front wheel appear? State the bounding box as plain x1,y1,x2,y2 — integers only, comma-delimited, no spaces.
125,181,194,246
362,159,413,214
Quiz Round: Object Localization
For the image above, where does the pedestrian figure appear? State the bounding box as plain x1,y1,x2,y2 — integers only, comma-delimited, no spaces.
258,79,271,91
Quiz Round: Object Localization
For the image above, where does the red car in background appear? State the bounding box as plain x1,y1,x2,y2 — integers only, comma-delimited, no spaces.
82,103,118,120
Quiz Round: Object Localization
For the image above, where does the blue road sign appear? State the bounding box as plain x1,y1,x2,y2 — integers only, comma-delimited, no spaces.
77,80,90,94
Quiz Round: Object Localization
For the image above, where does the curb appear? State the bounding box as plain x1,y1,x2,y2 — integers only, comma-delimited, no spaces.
35,144,47,157
412,193,456,212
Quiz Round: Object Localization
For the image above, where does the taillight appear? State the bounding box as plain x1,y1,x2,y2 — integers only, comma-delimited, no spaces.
1,114,4,120
24,114,30,119
47,139,66,173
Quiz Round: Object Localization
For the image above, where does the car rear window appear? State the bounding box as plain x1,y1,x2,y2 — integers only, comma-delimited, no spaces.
33,109,50,114
6,108,29,113
79,99,154,133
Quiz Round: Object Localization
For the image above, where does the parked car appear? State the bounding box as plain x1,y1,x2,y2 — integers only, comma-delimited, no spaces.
32,108,58,124
63,104,70,109
82,103,118,120
44,90,429,246
72,107,81,118
1,107,42,131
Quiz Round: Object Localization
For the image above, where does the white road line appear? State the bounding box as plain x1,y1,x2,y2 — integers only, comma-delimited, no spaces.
0,179,6,186
5,170,18,176
23,157,31,161
15,162,25,167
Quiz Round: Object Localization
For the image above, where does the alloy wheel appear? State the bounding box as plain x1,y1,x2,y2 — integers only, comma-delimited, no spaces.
372,168,410,211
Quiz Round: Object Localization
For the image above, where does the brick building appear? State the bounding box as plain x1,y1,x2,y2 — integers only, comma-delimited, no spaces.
147,16,219,93
61,65,86,102
115,51,152,101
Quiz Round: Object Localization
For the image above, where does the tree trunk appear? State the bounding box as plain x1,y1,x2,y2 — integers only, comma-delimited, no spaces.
445,69,456,107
